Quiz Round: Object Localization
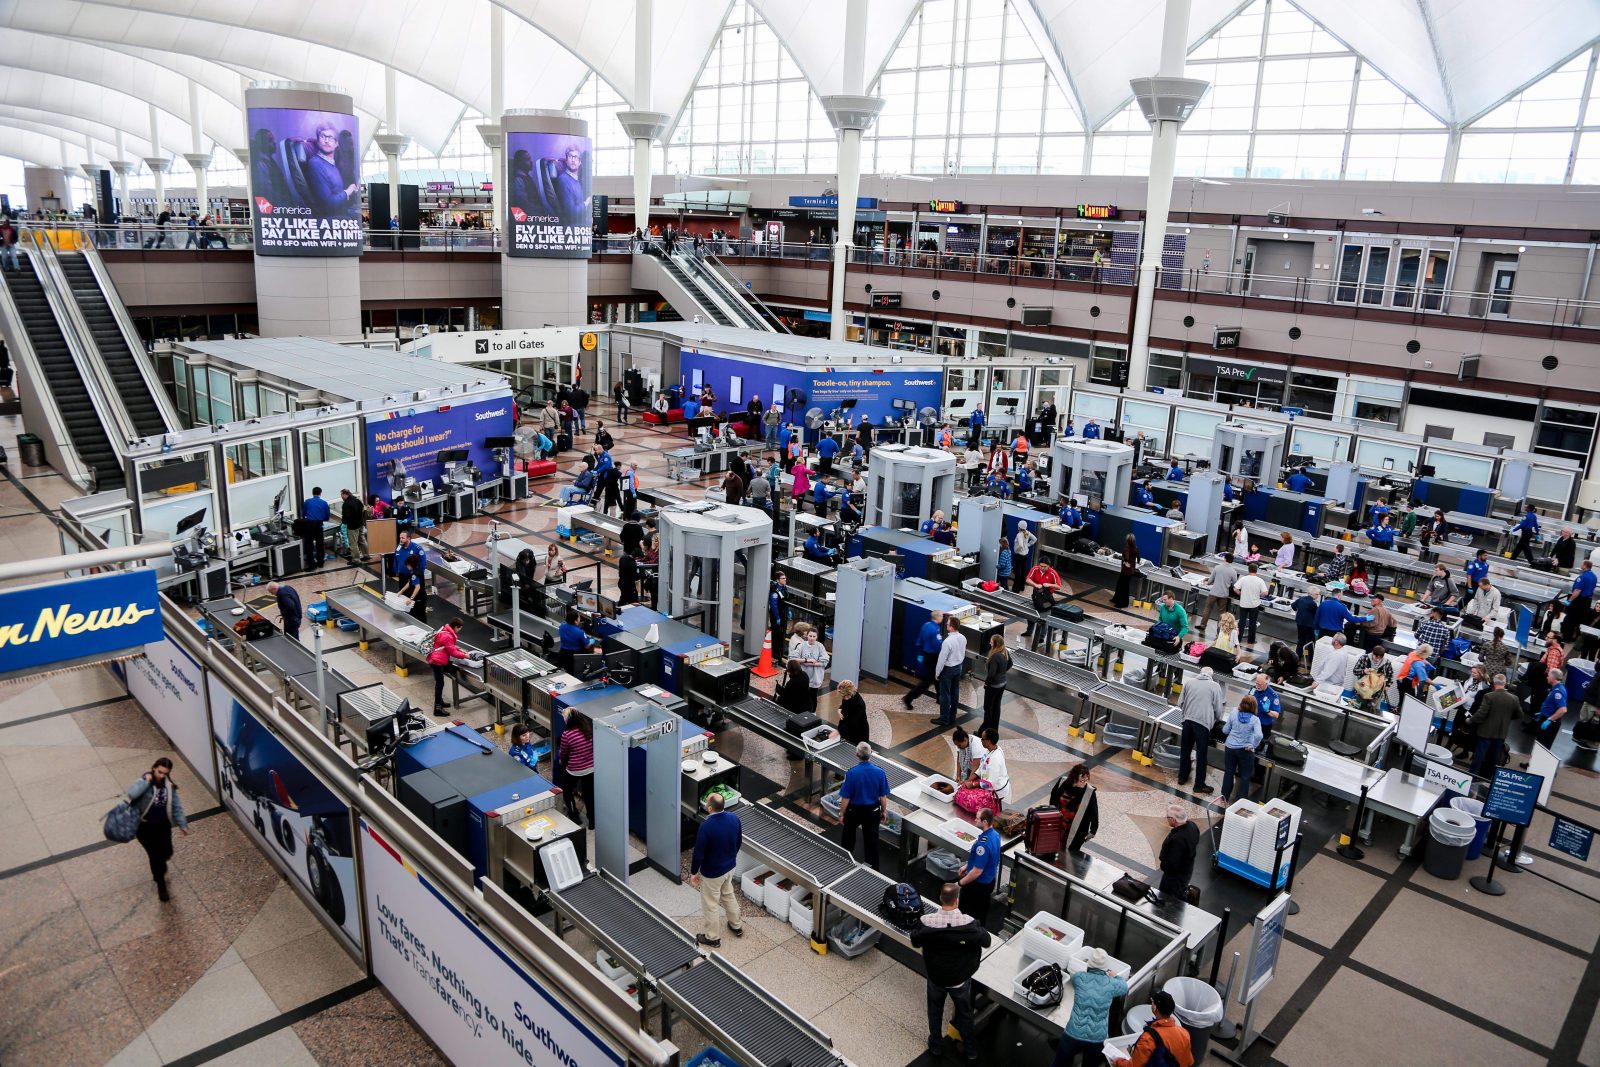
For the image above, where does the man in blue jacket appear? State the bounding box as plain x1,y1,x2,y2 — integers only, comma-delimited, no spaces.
1464,549,1491,598
1513,505,1541,566
768,572,789,636
690,792,744,947
955,807,1002,924
817,433,840,475
268,581,302,642
1286,468,1314,494
392,529,427,586
301,486,332,567
903,610,946,710
1366,515,1397,551
967,404,984,446
1316,589,1369,638
1081,418,1101,440
1292,589,1320,663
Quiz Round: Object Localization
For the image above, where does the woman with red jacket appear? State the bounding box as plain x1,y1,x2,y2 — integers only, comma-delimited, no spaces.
427,617,471,716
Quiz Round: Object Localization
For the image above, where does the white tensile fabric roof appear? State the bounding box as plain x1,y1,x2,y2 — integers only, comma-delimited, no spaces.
0,0,1595,167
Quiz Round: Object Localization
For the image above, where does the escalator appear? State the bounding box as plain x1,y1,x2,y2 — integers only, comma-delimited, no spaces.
2,252,124,491
57,252,171,439
633,242,782,331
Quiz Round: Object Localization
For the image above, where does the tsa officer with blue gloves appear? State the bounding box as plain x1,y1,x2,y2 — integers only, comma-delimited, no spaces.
1132,480,1155,508
1367,515,1398,550
956,807,1003,924
300,486,332,567
838,742,892,870
902,609,946,710
392,529,427,585
558,609,600,672
1286,468,1314,494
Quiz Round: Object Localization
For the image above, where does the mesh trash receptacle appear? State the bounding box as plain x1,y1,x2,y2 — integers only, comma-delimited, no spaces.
1449,797,1491,860
17,433,45,467
1424,807,1476,880
1165,976,1226,1061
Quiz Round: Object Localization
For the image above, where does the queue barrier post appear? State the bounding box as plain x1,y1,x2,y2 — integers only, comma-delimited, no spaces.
1336,784,1369,860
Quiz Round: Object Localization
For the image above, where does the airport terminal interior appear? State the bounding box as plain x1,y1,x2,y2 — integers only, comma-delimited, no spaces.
3,2,1600,1067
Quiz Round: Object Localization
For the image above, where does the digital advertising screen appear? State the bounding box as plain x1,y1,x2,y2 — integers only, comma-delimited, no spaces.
506,130,593,259
247,106,364,256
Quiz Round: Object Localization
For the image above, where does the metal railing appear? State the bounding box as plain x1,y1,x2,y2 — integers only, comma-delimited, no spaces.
79,240,185,434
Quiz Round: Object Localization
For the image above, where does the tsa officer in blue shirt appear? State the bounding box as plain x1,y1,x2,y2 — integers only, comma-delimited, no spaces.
558,609,599,672
1059,499,1083,528
392,529,427,586
768,572,790,636
1132,481,1155,508
300,486,332,566
1367,516,1397,550
1464,549,1491,595
1081,418,1101,440
902,610,946,710
1167,461,1185,482
1061,419,1075,439
838,742,892,869
1566,560,1596,642
1286,468,1314,494
956,807,1002,924
803,531,835,564
1535,670,1568,739
1513,505,1541,566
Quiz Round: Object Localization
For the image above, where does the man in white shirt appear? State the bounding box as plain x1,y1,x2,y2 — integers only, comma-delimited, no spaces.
1463,579,1502,629
933,616,969,727
1311,633,1358,690
1233,562,1270,646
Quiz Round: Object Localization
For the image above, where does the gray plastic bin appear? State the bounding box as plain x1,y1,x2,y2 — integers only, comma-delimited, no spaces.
17,433,45,467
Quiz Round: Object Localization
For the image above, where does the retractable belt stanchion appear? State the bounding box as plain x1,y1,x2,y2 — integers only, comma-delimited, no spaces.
1470,820,1508,896
1337,784,1369,860
1284,832,1304,915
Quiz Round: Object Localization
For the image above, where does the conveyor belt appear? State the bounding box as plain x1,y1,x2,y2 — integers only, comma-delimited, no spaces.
660,956,841,1067
813,742,920,792
732,804,857,888
551,873,699,979
1092,683,1172,719
728,695,794,735
1011,649,1104,694
827,866,935,920
963,583,1037,617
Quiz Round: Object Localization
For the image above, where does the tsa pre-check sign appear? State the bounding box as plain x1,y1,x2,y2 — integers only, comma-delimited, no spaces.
0,570,163,676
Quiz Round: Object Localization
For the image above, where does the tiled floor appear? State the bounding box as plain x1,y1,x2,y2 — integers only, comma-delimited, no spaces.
3,401,1599,1066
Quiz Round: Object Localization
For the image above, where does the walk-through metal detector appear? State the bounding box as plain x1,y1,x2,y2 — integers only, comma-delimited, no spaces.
1051,439,1135,508
592,703,680,883
657,501,773,658
866,444,956,529
831,558,896,685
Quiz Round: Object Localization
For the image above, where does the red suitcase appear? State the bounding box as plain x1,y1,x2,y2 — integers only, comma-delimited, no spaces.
1025,805,1065,858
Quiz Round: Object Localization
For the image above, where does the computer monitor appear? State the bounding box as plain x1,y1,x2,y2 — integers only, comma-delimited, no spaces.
572,590,599,614
593,594,619,619
437,447,470,464
484,435,516,449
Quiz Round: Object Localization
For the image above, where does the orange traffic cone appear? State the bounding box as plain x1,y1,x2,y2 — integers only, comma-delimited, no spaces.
752,629,781,678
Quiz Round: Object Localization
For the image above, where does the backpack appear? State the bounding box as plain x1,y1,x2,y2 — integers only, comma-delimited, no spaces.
1142,1024,1183,1067
1445,637,1472,660
879,882,924,929
1150,621,1177,643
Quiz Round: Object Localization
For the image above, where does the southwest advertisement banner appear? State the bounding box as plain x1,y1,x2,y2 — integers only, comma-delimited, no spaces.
365,396,515,501
361,822,625,1067
0,570,163,676
679,349,945,429
124,635,216,791
506,131,593,259
213,677,362,950
247,106,364,256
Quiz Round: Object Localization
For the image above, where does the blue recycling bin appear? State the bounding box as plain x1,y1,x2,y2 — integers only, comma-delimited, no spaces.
1450,797,1491,860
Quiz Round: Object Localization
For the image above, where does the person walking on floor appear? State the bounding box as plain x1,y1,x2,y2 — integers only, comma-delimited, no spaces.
910,883,990,1064
690,792,744,947
955,807,1002,924
1176,665,1222,795
793,627,830,712
934,615,968,727
838,742,891,870
1219,696,1263,803
904,610,946,710
267,581,302,643
1157,804,1200,899
1011,523,1035,595
427,617,471,716
338,488,369,562
1050,947,1129,1067
1113,534,1139,609
556,710,596,828
981,634,1011,736
126,757,189,901
1469,673,1520,777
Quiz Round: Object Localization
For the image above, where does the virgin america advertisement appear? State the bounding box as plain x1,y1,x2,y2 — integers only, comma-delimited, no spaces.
247,106,364,256
506,131,593,259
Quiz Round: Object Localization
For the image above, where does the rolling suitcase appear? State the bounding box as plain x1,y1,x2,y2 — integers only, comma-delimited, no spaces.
556,431,572,454
1025,804,1065,858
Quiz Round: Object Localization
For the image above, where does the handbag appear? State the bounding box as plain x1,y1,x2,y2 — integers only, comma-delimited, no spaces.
1269,735,1309,766
953,781,999,814
1209,720,1228,745
103,795,141,843
1110,873,1157,904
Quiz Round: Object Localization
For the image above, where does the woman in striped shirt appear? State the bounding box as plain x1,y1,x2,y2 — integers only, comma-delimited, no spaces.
557,711,596,829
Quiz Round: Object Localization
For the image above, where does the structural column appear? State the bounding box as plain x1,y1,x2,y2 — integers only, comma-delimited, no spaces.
186,80,210,218
482,3,506,240
616,0,670,240
1126,0,1208,390
821,0,883,342
146,104,168,211
374,67,410,228
500,110,590,327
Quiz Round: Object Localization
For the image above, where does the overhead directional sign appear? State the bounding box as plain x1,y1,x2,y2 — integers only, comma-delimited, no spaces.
0,570,163,676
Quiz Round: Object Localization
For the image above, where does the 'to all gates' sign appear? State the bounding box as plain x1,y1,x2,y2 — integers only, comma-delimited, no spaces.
0,570,163,675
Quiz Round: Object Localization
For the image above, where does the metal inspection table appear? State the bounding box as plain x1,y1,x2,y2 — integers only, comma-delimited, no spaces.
657,955,842,1067
285,666,359,730
238,634,320,687
723,695,810,755
1359,768,1445,856
730,803,858,942
819,865,935,950
322,584,495,709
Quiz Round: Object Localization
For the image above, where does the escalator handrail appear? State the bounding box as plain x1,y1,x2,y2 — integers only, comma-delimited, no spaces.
635,243,733,326
25,232,140,450
78,242,182,434
673,249,769,330
705,253,792,334
0,245,99,491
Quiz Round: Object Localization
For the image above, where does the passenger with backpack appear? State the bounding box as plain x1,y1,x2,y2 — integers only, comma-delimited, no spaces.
1050,947,1129,1067
909,882,990,1064
1107,989,1194,1066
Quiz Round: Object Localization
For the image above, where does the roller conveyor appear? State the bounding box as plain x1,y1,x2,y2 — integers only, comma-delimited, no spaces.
658,956,841,1067
828,866,935,921
548,871,700,979
1091,682,1172,720
813,741,920,792
732,804,857,889
728,695,794,735
1010,649,1104,694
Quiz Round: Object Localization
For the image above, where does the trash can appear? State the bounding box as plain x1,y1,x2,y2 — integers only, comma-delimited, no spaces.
1165,975,1226,1061
1449,797,1491,860
17,433,45,468
1423,807,1477,880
